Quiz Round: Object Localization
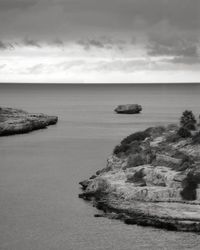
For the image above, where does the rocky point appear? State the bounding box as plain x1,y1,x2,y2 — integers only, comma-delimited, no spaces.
79,116,200,232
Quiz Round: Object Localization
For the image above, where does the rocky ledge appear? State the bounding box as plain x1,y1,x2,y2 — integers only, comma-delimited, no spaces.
0,107,58,136
114,104,142,114
79,111,200,232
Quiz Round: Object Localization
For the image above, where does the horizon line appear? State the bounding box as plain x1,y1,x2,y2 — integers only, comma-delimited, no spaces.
0,82,200,85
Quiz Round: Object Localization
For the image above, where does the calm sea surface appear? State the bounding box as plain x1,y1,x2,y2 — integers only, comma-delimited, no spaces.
0,83,200,250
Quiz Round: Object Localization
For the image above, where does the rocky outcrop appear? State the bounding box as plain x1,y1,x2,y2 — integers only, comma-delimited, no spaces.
79,124,200,232
114,104,142,114
0,107,58,136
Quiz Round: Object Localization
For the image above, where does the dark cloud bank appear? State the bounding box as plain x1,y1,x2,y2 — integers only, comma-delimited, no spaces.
0,0,199,68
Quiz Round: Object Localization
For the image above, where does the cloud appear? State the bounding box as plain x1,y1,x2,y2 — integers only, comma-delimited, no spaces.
0,41,7,50
77,37,128,51
0,0,38,11
0,64,6,70
58,0,200,30
77,39,105,50
148,40,199,58
171,56,200,65
50,38,64,47
0,40,14,50
23,38,41,48
0,0,199,42
27,64,44,74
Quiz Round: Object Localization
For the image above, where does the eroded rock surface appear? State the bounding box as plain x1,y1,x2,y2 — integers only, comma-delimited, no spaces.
0,107,58,136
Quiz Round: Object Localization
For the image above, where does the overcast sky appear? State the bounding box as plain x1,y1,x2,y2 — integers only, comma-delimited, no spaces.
0,0,199,83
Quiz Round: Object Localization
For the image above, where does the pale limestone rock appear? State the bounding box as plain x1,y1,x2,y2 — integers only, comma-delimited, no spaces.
0,107,58,136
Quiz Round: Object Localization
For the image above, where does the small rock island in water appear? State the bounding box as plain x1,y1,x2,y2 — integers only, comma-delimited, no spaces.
114,104,142,114
79,110,200,232
0,107,58,136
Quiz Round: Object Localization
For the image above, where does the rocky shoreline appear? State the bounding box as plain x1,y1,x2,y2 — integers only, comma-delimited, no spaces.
0,107,58,136
79,111,200,232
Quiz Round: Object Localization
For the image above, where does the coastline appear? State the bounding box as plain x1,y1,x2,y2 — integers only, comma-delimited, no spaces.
79,121,200,232
0,107,58,136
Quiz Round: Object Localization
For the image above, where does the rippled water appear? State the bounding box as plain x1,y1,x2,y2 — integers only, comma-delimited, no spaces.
0,83,200,250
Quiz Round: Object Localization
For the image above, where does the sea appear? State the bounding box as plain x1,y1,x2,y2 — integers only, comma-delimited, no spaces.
0,83,200,250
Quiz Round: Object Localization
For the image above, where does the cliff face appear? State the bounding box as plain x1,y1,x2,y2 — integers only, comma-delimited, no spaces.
79,124,200,232
0,107,58,136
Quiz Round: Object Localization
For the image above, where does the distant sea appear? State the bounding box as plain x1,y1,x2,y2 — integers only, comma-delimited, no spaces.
0,83,200,250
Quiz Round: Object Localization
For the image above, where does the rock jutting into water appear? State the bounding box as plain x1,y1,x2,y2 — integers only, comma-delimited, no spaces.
79,113,200,232
114,104,142,114
0,107,58,136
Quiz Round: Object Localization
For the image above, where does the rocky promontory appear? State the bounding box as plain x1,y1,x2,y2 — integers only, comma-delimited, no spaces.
114,104,142,114
79,111,200,232
0,107,58,136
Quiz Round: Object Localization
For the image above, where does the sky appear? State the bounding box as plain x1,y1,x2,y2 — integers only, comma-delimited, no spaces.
0,0,199,83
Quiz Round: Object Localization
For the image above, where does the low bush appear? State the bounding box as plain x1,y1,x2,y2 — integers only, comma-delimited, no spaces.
126,154,145,168
165,133,181,143
178,155,194,171
113,144,130,155
166,124,179,132
180,110,197,130
126,168,146,185
121,131,150,145
113,141,141,156
145,126,166,137
180,172,200,200
132,169,145,181
177,127,191,138
192,132,200,144
184,123,196,131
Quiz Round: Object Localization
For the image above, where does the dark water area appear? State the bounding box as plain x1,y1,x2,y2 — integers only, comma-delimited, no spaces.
0,83,200,250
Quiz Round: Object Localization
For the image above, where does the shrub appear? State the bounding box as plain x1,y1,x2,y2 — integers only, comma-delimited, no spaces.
177,127,191,138
184,123,196,131
165,133,181,143
121,131,150,145
113,144,130,155
145,126,166,137
126,154,145,168
178,155,194,171
180,172,200,200
128,141,142,155
180,110,196,130
126,168,146,185
166,124,179,132
131,169,145,182
113,141,141,156
192,132,200,144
